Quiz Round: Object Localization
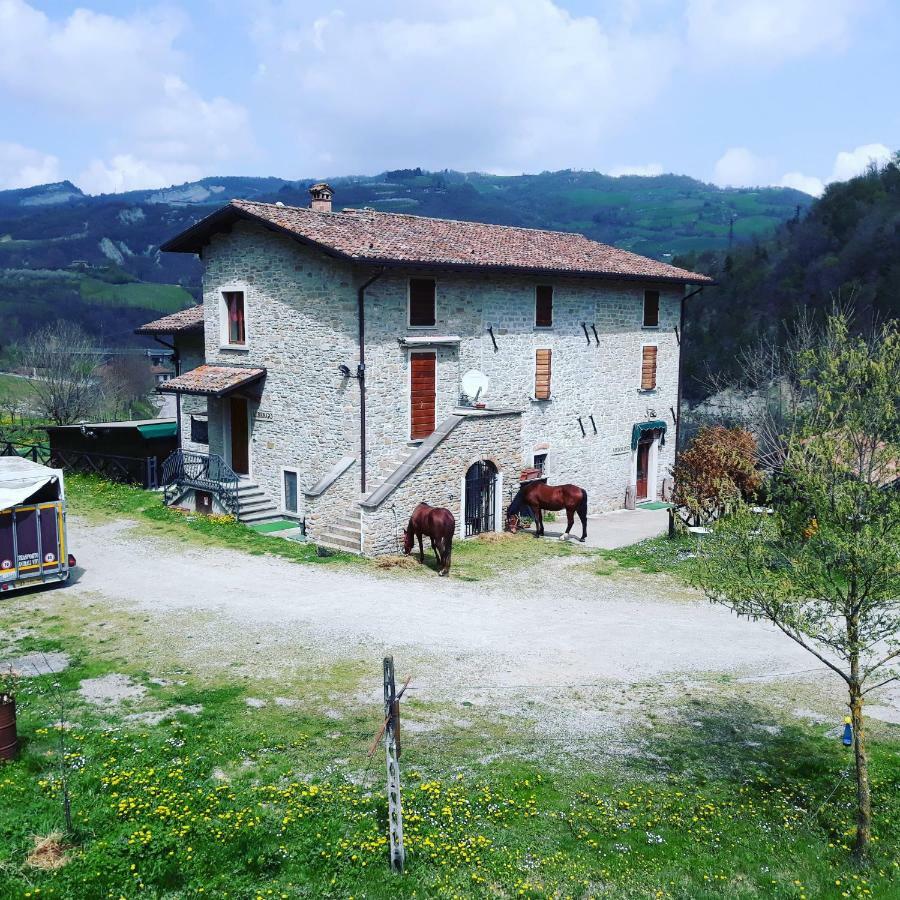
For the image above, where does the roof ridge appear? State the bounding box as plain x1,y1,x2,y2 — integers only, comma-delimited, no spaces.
231,197,607,242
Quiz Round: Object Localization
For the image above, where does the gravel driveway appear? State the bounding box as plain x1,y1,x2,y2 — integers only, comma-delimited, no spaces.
12,516,896,746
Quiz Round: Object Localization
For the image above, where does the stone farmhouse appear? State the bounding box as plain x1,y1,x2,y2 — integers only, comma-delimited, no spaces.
137,184,711,554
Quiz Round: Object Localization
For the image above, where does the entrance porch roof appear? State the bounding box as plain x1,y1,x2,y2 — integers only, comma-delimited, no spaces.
158,364,266,398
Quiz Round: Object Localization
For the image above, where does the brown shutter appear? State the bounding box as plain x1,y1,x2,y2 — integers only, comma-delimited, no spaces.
534,348,552,400
643,290,659,327
409,278,436,327
535,285,553,327
641,345,657,390
410,352,436,439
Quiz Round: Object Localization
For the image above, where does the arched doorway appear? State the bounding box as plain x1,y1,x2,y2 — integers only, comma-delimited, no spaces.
464,460,498,536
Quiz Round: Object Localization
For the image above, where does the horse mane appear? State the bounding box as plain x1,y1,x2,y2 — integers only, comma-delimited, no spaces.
507,487,524,517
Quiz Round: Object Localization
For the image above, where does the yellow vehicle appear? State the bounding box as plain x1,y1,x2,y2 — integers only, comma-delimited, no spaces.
0,456,75,594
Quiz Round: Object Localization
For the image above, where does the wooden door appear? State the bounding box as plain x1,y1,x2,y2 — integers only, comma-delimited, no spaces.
636,439,651,500
229,397,249,475
410,352,436,440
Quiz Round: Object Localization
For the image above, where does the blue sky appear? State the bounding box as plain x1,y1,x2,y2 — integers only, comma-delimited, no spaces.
1,0,897,195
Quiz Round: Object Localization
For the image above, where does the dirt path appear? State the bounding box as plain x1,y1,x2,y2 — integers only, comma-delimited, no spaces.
65,518,812,681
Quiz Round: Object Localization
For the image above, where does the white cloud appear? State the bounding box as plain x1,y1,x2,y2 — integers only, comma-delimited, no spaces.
686,0,857,66
248,0,679,174
0,141,60,189
779,171,825,197
608,163,664,177
0,0,253,192
712,147,774,187
774,143,893,198
829,143,892,182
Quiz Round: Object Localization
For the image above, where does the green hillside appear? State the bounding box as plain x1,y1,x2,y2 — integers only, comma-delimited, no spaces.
676,154,900,399
0,168,810,347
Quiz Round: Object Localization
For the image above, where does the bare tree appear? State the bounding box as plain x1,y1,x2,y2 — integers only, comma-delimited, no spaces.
97,355,156,421
13,323,102,425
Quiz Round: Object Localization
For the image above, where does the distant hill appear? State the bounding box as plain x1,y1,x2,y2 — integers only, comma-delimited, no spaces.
0,168,811,350
675,154,900,400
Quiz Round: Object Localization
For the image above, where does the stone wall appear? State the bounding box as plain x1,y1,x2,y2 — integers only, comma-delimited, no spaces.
363,269,681,512
193,221,684,538
175,333,208,454
200,222,361,514
362,410,522,556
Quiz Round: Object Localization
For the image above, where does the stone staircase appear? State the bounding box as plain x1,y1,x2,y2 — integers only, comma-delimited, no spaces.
315,504,362,553
315,447,416,554
235,480,280,524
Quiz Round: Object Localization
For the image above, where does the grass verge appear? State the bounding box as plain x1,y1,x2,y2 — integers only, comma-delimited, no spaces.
593,533,701,579
0,612,897,898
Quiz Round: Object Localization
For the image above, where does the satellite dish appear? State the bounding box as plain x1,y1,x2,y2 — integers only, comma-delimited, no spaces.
461,369,489,401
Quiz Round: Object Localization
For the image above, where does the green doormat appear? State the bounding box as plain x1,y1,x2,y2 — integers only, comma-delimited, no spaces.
638,501,673,510
249,520,298,534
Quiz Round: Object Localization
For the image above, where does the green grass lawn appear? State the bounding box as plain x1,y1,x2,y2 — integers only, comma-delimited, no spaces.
1,606,898,898
79,277,195,313
593,533,702,578
0,373,35,404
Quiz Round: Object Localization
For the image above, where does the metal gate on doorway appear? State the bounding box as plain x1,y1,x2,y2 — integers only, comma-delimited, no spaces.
464,460,497,536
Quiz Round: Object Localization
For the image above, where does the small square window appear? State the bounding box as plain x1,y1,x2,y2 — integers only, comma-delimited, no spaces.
535,285,553,327
223,290,246,345
409,278,436,327
190,415,209,444
533,452,548,475
643,290,660,328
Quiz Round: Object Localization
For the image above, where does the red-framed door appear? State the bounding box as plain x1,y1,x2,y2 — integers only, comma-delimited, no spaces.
636,438,652,501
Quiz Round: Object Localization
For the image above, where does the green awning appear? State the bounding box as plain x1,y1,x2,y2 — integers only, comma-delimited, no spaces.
631,420,667,451
136,422,178,439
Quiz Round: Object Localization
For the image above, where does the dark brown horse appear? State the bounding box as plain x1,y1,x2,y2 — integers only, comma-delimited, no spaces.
402,502,456,576
507,482,588,542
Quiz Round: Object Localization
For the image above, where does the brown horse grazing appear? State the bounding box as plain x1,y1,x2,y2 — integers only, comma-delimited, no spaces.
507,482,588,542
402,502,456,576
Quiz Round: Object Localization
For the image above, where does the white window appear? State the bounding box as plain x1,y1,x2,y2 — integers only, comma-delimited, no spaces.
219,287,248,348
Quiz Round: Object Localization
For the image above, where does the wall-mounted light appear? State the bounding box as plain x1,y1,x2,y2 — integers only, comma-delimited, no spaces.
338,364,352,378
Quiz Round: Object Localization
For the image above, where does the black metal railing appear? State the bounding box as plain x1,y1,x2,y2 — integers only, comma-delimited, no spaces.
1,440,50,464
160,449,240,517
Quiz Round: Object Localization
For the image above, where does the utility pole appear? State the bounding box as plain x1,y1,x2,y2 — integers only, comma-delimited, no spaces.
383,656,405,872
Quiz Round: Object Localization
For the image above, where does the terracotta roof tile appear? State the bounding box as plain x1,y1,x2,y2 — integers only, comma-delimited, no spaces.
158,364,265,397
136,305,204,335
163,200,713,285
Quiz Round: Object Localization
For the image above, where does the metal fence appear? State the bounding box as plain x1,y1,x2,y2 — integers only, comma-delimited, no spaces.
1,437,159,489
161,449,239,517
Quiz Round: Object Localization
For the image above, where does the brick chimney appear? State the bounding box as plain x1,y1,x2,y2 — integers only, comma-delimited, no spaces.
309,182,333,213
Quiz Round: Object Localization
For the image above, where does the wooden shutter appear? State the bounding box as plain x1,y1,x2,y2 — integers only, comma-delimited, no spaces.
643,290,659,327
641,345,658,390
535,285,553,327
410,352,436,439
534,349,552,400
409,278,436,327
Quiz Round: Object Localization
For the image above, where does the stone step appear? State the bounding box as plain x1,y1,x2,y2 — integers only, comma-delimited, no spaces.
324,523,361,541
239,507,281,524
316,534,362,553
335,515,362,530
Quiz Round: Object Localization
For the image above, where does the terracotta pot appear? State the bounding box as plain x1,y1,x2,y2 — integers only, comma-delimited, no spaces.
0,697,18,761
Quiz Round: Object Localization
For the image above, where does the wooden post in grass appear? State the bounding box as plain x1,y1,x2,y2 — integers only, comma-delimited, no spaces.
383,655,405,872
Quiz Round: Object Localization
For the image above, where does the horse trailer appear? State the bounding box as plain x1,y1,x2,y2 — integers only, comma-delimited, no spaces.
0,456,75,594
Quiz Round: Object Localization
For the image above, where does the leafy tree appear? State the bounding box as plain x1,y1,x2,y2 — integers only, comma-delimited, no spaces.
13,322,102,425
692,312,900,859
672,426,762,526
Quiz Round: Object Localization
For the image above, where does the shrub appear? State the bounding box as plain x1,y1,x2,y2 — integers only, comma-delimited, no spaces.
672,426,762,525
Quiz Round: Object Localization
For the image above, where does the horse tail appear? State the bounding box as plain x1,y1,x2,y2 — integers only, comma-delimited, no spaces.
578,488,588,518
